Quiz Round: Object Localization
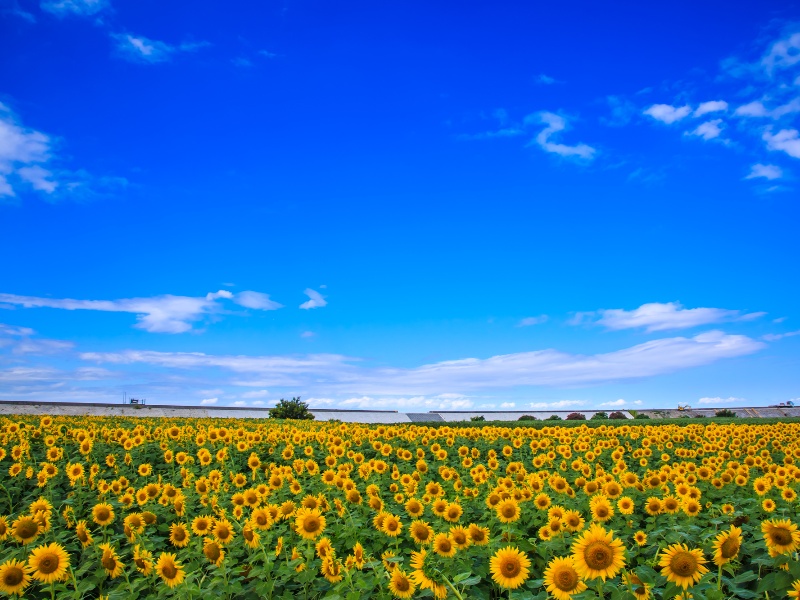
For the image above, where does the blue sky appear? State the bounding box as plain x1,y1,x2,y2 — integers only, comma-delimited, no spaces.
1,0,799,412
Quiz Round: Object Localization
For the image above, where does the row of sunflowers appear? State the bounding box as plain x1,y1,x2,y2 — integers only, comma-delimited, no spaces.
0,416,798,599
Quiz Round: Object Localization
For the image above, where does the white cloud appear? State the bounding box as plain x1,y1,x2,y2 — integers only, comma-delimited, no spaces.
734,101,768,118
40,0,108,17
643,104,691,124
600,399,626,407
762,330,800,341
81,330,765,393
200,397,218,405
762,32,800,73
517,315,548,327
233,400,246,406
745,163,783,180
241,389,270,399
299,288,327,310
698,396,746,405
686,119,724,140
763,128,800,159
300,331,316,338
583,302,764,332
0,323,35,336
0,289,281,333
536,74,556,85
694,101,728,117
0,323,73,354
112,34,209,64
500,402,516,408
528,400,582,409
233,291,283,310
0,103,55,197
530,112,596,160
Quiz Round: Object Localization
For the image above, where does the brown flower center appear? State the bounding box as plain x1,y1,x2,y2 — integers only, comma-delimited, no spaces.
771,529,792,546
3,567,23,586
584,541,613,570
555,566,578,591
720,537,740,559
669,551,697,577
502,557,521,577
38,554,59,574
162,563,177,579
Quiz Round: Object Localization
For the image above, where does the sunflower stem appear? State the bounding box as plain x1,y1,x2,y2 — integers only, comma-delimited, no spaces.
596,581,604,599
717,562,723,591
438,572,465,600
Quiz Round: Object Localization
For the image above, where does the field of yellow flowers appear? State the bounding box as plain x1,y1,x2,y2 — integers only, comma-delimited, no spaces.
0,416,799,600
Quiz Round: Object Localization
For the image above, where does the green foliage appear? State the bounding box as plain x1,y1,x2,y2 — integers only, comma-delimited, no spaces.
517,415,538,421
269,397,315,420
608,411,627,420
591,411,609,420
715,408,738,418
470,415,486,422
546,414,562,421
635,413,651,419
566,412,586,420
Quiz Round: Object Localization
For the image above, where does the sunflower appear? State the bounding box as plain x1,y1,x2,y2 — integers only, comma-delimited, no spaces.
169,523,190,548
617,497,634,515
212,518,236,546
0,516,8,541
571,523,626,581
658,544,709,589
496,499,521,523
0,559,31,596
321,557,343,584
294,508,326,540
543,556,586,600
155,552,185,588
191,515,213,536
98,543,124,578
762,519,800,556
590,496,613,522
763,498,776,512
410,520,434,545
405,498,424,518
623,571,652,600
444,503,463,523
490,546,531,589
133,545,153,575
712,526,742,566
251,508,272,530
388,568,416,599
203,538,225,567
563,510,585,532
92,503,115,527
644,497,662,516
409,548,447,599
433,533,456,558
242,523,261,549
468,523,490,545
787,579,800,599
28,543,70,584
449,526,471,550
382,514,403,538
11,515,40,544
634,531,647,546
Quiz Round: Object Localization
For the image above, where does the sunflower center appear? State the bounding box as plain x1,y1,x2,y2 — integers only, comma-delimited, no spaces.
633,585,647,596
584,541,613,570
174,528,186,541
502,505,516,518
102,554,117,571
17,520,38,539
96,508,110,521
395,576,410,592
554,566,578,591
217,526,231,540
669,551,697,576
453,532,467,545
771,529,792,546
205,544,221,562
38,554,59,574
471,530,485,542
502,557,521,577
3,568,23,586
720,537,740,558
162,563,177,579
244,529,254,542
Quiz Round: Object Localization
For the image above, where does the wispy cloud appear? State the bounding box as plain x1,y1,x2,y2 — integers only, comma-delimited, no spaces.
698,396,746,405
694,101,728,118
535,74,558,85
763,128,800,159
531,112,596,160
643,104,691,124
762,330,800,341
200,397,218,405
762,31,800,74
299,288,327,310
81,330,764,394
745,163,783,180
572,302,765,332
0,102,123,200
111,33,209,64
686,119,724,141
40,0,108,17
0,323,73,354
0,289,282,333
517,315,548,327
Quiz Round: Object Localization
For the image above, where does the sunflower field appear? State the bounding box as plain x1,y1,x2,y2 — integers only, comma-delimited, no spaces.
0,416,799,600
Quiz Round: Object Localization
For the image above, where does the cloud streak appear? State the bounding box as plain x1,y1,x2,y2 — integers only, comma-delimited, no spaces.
572,302,765,332
531,112,596,160
112,34,209,64
0,289,283,333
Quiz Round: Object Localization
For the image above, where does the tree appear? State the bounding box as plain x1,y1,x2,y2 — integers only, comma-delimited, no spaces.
591,411,609,420
566,412,586,420
609,411,626,420
635,413,651,419
269,397,315,420
517,415,537,421
715,408,737,418
470,415,486,422
546,415,562,421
